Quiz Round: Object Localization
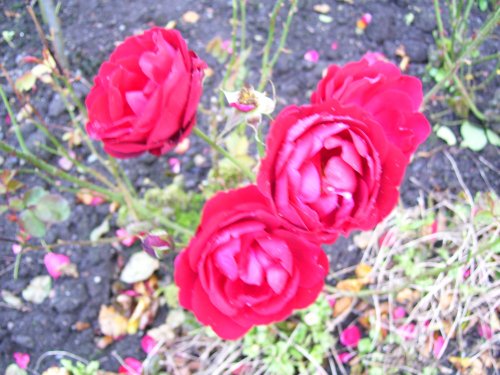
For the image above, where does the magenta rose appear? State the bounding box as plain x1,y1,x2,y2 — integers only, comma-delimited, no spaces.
311,55,430,159
258,101,408,243
85,27,206,158
174,185,329,340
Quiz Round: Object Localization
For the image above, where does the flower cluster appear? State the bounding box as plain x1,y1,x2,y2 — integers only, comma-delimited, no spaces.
86,28,430,340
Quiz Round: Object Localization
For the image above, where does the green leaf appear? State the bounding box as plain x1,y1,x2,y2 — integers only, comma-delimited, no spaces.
19,210,46,237
0,204,8,214
318,14,333,23
33,194,70,223
23,186,47,207
358,337,373,354
436,125,457,146
486,129,500,146
460,121,488,151
15,71,37,92
9,198,24,211
90,218,110,241
404,13,415,26
5,364,27,375
22,275,51,304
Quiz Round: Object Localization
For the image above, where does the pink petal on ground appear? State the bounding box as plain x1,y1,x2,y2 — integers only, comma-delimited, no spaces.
44,252,70,279
398,323,416,340
5,114,12,125
13,352,30,369
119,357,143,374
116,229,138,247
463,267,471,279
340,325,361,348
169,157,181,174
361,13,372,25
90,196,106,206
477,323,493,339
331,41,338,50
141,334,157,353
12,244,22,255
433,336,445,358
392,306,406,319
304,50,320,63
221,39,233,54
327,295,336,308
58,157,73,171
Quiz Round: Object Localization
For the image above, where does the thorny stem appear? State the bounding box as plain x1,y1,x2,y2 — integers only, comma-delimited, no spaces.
239,0,247,55
260,0,298,91
0,86,29,154
218,0,240,109
0,140,123,203
423,3,500,110
30,120,116,190
193,127,254,181
258,0,284,90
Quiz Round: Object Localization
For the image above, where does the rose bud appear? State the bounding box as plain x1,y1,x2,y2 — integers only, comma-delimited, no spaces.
258,101,412,243
174,185,328,340
311,53,430,160
223,85,275,126
142,230,174,259
85,27,206,158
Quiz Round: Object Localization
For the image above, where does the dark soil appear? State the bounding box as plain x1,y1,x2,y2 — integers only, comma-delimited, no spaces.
1,0,498,372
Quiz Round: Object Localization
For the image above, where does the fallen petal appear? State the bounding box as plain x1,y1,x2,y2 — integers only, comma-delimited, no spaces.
13,352,30,369
44,252,71,279
340,325,361,348
304,50,320,63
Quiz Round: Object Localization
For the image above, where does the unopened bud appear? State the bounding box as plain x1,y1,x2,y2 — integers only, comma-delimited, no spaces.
142,230,174,259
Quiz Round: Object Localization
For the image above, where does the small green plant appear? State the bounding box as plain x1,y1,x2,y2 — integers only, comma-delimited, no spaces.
242,295,334,374
60,359,100,375
426,1,500,151
2,30,15,47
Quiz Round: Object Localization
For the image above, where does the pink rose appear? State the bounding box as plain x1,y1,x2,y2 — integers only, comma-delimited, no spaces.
311,54,430,160
86,27,206,158
174,185,328,339
258,101,407,242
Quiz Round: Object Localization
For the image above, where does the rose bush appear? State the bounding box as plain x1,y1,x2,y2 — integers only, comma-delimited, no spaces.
258,100,409,242
85,27,206,158
174,185,329,340
311,55,430,160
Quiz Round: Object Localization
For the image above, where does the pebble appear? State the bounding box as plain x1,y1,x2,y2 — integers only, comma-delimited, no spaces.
48,93,66,118
51,279,88,313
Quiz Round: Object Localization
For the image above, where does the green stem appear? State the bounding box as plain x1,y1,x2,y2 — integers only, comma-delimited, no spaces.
258,0,284,90
193,127,254,181
261,0,298,91
239,0,246,55
0,85,29,154
0,140,123,203
217,0,239,109
471,52,500,65
422,5,500,108
30,120,116,190
13,251,23,279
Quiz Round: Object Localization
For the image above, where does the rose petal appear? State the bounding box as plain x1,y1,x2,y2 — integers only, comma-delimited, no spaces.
340,325,361,348
44,253,70,279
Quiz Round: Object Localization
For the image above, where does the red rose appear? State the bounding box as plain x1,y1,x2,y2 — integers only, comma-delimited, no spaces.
311,55,430,159
174,185,328,340
85,27,206,158
258,101,408,242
